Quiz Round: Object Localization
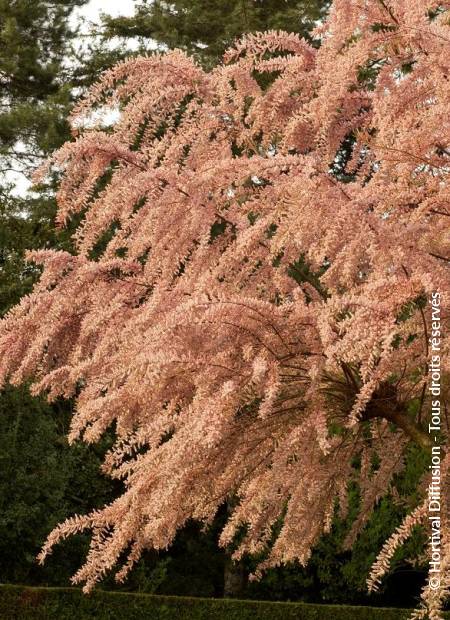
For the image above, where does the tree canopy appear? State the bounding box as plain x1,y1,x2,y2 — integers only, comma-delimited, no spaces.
1,1,449,618
102,0,329,66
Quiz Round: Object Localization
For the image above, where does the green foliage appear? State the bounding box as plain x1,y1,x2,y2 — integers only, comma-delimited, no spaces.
0,191,76,313
102,0,330,67
0,0,86,163
1,585,442,620
102,520,226,598
0,0,91,315
0,5,121,588
0,385,119,585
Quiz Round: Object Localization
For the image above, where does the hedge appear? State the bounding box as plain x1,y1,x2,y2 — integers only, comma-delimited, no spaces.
0,584,446,620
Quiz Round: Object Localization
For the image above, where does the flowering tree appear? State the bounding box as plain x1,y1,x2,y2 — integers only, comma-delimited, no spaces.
1,0,449,615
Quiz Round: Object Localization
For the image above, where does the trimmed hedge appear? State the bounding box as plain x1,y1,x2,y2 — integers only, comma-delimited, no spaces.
0,584,445,620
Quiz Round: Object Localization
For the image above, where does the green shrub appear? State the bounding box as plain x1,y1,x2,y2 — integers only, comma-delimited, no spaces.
0,584,446,620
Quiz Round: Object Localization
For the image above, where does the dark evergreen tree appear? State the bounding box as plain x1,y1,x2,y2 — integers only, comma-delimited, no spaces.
0,0,88,169
0,0,89,308
102,0,329,67
0,0,120,586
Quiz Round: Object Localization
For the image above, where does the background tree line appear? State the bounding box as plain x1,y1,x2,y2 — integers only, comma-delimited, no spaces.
0,0,426,608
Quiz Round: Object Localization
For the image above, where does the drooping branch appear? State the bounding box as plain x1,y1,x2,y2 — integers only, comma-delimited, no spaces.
362,386,432,450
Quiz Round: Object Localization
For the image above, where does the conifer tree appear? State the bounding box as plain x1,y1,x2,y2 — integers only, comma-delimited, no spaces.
0,0,87,169
102,0,329,66
0,0,119,586
0,0,88,310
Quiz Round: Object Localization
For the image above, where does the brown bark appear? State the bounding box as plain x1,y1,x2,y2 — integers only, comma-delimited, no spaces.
362,382,432,450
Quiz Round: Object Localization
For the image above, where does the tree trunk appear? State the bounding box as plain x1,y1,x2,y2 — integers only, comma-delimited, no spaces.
223,556,247,598
223,499,247,598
